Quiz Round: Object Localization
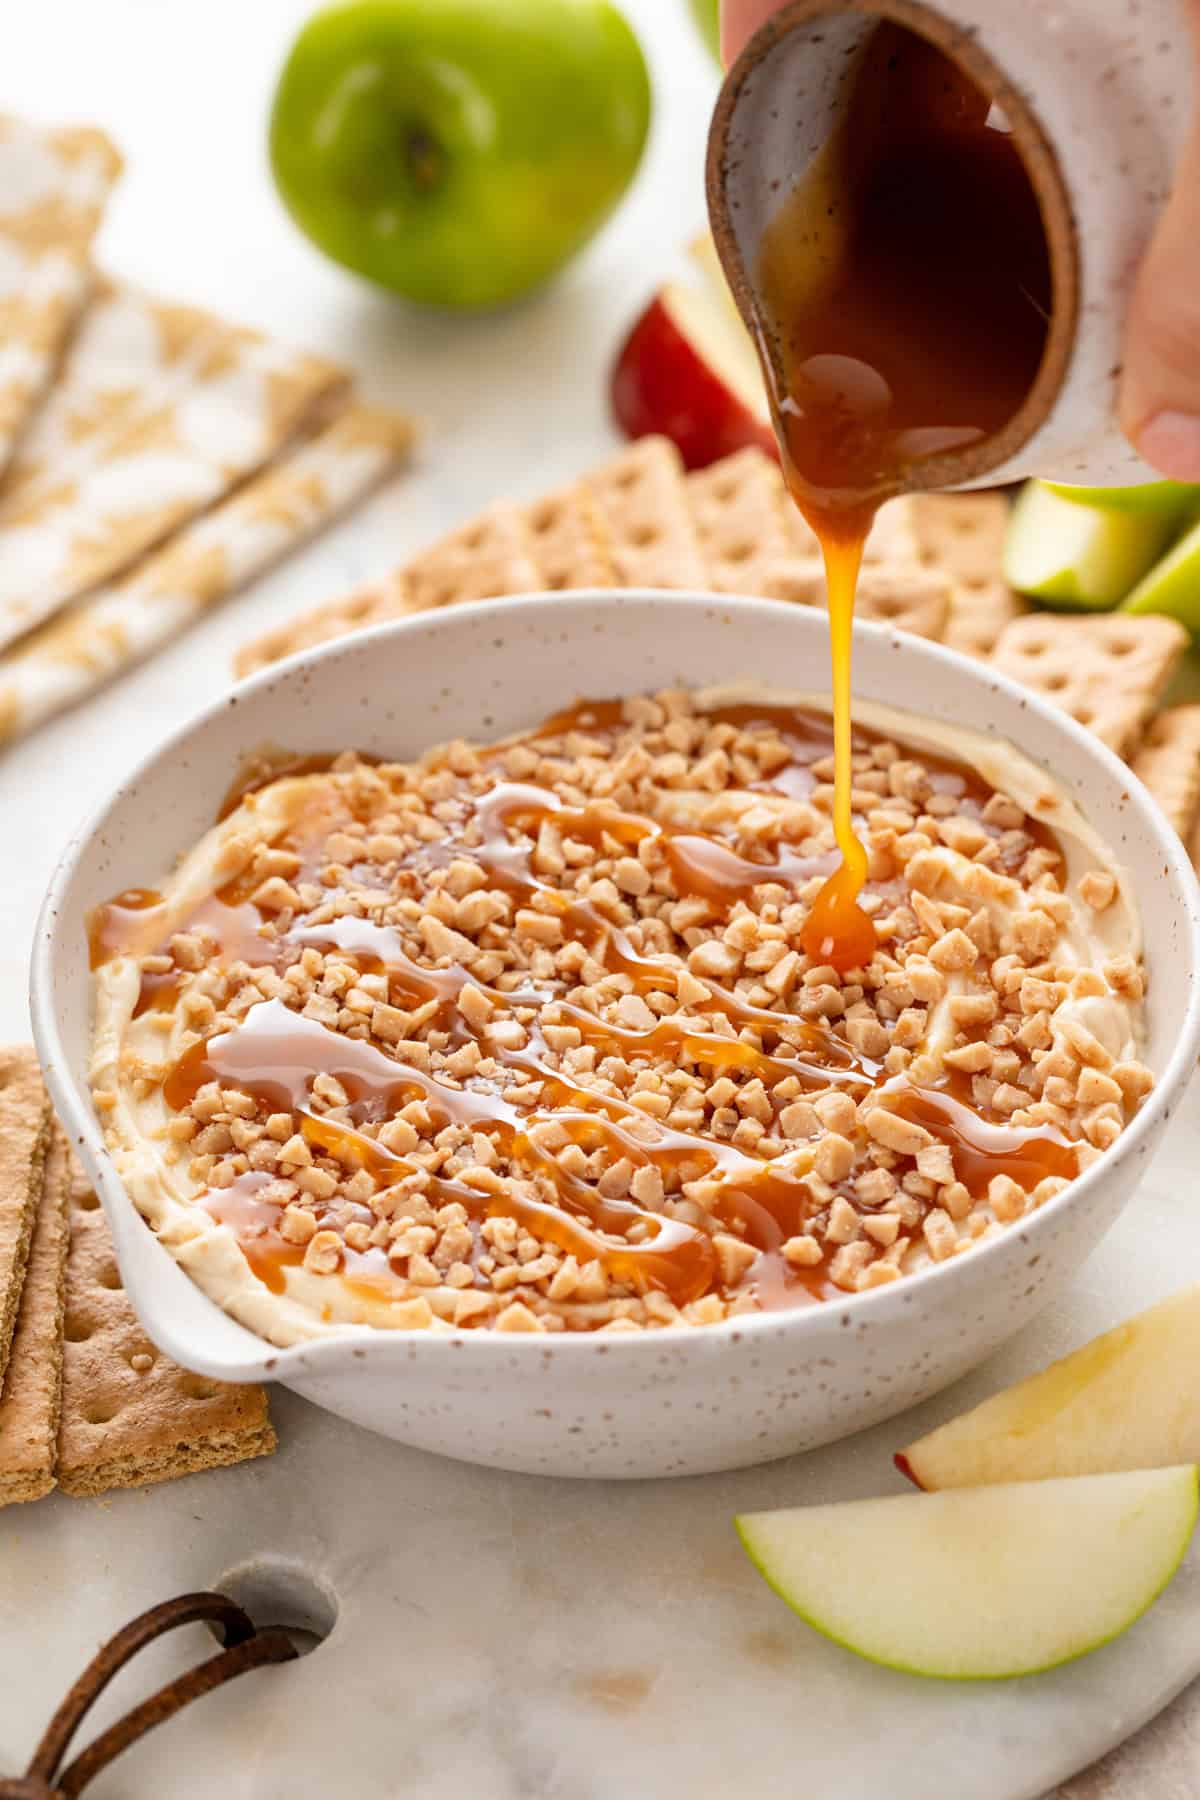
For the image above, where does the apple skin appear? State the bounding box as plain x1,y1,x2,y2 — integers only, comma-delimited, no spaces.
736,1468,1199,1680
269,0,651,310
687,0,721,61
893,1450,922,1489
1123,514,1200,634
1003,480,1175,608
612,293,778,471
898,1283,1200,1490
1045,478,1200,516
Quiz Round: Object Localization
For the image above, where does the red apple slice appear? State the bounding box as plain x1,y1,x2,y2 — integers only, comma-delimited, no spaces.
611,280,777,471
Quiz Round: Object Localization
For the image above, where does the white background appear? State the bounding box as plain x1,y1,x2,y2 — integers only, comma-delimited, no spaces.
0,0,719,1038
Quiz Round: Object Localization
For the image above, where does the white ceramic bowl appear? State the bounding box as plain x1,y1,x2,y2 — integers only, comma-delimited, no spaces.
32,592,1200,1478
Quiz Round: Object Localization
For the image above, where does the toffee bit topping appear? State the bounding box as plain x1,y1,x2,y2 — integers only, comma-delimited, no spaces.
96,691,1153,1333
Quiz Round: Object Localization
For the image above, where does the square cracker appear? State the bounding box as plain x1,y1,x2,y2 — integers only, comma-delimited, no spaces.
684,448,811,595
1131,704,1200,839
235,439,1041,679
57,1163,275,1497
520,480,617,591
319,500,548,632
763,557,950,640
233,570,406,678
683,446,928,581
582,437,709,589
233,503,544,678
905,492,1027,657
988,613,1188,756
0,1046,51,1390
235,473,617,680
0,1124,70,1506
403,503,544,613
682,448,947,637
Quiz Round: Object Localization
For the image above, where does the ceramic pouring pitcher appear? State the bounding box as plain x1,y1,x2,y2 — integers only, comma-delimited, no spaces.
707,0,1194,491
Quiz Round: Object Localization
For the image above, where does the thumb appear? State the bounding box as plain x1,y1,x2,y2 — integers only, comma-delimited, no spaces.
1119,114,1200,480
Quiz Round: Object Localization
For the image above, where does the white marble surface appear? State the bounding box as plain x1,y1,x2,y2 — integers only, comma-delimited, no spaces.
2,4,1200,1795
5,1098,1200,1800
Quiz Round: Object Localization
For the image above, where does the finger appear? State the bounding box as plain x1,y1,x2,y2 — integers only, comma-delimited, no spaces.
720,0,790,67
1119,114,1200,479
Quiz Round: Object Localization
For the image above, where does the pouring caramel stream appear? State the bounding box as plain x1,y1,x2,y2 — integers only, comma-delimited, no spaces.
755,21,1053,969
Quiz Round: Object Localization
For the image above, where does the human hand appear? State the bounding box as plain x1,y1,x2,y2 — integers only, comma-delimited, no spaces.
720,0,1200,480
719,0,787,66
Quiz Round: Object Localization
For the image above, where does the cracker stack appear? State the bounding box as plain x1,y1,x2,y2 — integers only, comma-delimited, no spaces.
0,1048,51,1391
235,437,976,675
0,1061,274,1509
988,612,1188,756
57,1164,275,1497
233,433,1200,865
0,1124,69,1504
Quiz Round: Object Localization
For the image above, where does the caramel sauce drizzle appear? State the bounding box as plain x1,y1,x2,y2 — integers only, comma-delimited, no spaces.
889,1079,1077,1198
93,698,1075,1317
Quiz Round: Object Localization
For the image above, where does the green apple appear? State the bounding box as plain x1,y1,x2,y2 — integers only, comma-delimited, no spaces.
269,0,652,310
687,0,721,62
736,1468,1198,1680
1123,514,1200,633
1044,478,1200,516
1004,480,1177,608
898,1284,1200,1489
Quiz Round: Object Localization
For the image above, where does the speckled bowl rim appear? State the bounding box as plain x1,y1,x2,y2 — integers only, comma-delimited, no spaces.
31,590,1200,1375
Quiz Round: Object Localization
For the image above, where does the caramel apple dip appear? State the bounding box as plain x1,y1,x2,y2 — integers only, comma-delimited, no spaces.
89,687,1153,1345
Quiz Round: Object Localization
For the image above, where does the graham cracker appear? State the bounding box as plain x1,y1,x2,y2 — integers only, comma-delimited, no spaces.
681,448,947,636
582,437,709,589
1130,704,1200,839
232,441,1038,679
233,570,407,679
235,479,607,679
905,491,1027,657
57,1163,275,1497
0,1046,51,1390
404,502,544,612
854,563,951,640
988,613,1188,756
763,557,950,640
521,480,617,591
684,448,805,595
0,1124,70,1506
863,495,925,567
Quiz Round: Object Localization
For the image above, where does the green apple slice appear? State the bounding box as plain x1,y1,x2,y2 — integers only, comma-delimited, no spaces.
1044,478,1200,516
1004,481,1177,608
736,1468,1197,1679
1123,514,1200,632
898,1285,1200,1490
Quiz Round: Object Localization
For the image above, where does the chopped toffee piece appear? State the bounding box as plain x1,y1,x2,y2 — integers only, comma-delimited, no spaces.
89,688,1150,1340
